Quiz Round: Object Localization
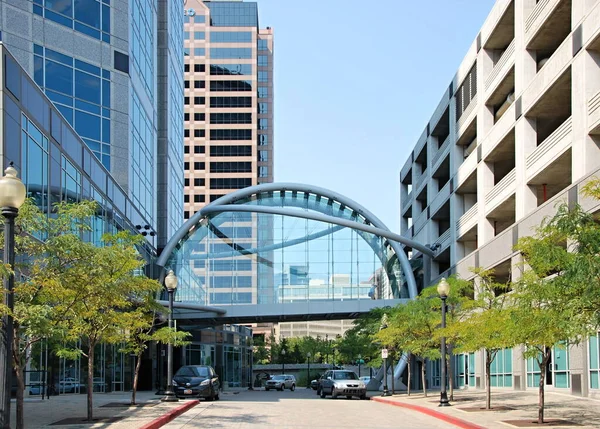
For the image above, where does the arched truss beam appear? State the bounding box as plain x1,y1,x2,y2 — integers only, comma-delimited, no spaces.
157,183,435,299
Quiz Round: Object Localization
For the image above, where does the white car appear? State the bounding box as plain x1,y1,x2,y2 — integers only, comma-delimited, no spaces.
265,375,296,391
319,370,367,399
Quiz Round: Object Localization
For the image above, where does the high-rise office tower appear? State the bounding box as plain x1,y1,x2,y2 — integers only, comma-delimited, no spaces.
182,0,274,219
0,0,185,250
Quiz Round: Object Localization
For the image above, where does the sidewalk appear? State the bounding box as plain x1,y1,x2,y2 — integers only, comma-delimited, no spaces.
8,391,197,428
371,389,600,428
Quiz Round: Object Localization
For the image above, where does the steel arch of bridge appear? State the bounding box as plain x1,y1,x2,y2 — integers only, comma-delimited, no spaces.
157,183,435,300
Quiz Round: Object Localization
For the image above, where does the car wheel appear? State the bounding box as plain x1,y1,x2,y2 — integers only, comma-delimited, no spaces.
265,388,270,391
316,387,321,395
320,389,326,398
360,393,367,400
290,384,295,391
279,385,284,391
331,388,338,399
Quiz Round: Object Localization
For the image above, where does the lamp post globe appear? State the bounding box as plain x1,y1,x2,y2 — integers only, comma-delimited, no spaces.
162,270,179,402
0,164,26,429
438,278,451,407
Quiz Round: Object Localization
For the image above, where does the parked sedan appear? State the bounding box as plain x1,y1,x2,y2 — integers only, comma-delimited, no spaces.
265,375,296,391
319,370,367,400
172,365,220,400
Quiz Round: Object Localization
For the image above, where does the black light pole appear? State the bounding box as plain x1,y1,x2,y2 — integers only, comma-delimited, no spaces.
281,349,286,374
380,314,391,396
357,354,362,378
0,164,26,429
162,270,179,402
438,277,451,407
306,352,311,388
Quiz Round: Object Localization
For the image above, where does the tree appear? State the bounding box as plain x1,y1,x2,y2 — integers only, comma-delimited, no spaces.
510,180,600,424
443,269,515,409
3,200,99,429
118,301,191,405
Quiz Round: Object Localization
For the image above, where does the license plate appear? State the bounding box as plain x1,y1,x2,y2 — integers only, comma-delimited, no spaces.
184,389,192,394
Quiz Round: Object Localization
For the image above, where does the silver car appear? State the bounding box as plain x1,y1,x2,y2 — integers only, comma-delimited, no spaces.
265,375,296,391
319,370,367,399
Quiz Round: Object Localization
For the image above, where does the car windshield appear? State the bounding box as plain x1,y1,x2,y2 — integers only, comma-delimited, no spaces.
175,366,209,377
334,371,358,380
272,375,286,380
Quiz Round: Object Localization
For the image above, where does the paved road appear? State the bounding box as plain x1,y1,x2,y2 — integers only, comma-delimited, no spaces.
163,388,454,429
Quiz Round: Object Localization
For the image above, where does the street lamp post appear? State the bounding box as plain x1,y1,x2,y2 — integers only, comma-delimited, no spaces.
437,277,451,407
161,270,179,402
357,354,362,378
306,352,311,388
380,314,391,396
0,164,26,429
281,349,286,374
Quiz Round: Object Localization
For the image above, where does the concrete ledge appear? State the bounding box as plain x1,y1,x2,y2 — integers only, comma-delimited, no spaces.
139,400,199,429
371,397,486,429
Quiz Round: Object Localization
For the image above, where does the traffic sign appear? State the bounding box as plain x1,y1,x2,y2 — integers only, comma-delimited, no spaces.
381,349,388,359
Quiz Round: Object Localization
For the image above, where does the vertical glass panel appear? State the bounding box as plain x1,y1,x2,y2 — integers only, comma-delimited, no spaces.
74,0,101,29
45,60,73,96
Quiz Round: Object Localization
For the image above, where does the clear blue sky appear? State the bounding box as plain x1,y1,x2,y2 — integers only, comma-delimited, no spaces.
257,0,496,231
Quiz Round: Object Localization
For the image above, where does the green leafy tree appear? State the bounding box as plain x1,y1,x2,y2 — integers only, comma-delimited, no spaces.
443,269,515,409
252,336,270,364
118,301,191,405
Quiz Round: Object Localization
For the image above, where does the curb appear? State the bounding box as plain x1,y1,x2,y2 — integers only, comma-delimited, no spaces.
139,400,200,429
371,397,486,429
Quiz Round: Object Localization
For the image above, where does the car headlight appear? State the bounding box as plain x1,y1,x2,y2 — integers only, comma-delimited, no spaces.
333,382,346,388
172,380,178,387
358,382,366,388
200,379,211,386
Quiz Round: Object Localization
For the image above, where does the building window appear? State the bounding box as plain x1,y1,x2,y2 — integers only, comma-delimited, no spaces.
184,113,190,121
184,64,190,72
258,150,268,162
210,63,252,76
184,96,190,104
194,96,206,105
258,102,268,114
210,162,252,173
258,118,268,130
184,145,190,154
210,113,252,125
210,31,252,43
194,31,205,40
194,80,205,89
258,87,268,98
258,55,268,66
210,145,252,157
258,71,268,82
194,129,206,138
210,80,252,92
490,348,512,387
194,145,205,154
194,64,205,73
194,113,205,121
259,166,268,177
258,39,268,50
194,162,206,170
184,195,190,203
210,129,252,141
34,0,111,42
194,194,205,203
184,211,189,219
194,48,206,56
193,14,205,23
590,333,600,389
184,129,190,137
184,80,190,88
184,162,190,170
258,134,268,146
210,48,252,59
210,194,225,202
210,96,252,108
210,178,253,189
184,178,190,186
455,62,477,120
194,178,206,186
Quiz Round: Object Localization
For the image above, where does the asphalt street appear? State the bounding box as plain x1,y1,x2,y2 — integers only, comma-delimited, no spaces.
162,388,454,429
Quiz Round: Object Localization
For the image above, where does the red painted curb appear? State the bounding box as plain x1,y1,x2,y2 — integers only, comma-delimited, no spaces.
139,400,200,429
371,397,486,429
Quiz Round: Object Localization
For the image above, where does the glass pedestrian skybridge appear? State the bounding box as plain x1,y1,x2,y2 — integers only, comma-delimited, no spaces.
156,183,435,324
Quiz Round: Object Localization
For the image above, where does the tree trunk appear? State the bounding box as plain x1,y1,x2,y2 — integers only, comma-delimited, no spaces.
407,354,412,396
448,348,454,401
12,326,25,429
131,351,143,405
538,356,547,424
421,358,427,397
486,350,492,410
87,345,95,421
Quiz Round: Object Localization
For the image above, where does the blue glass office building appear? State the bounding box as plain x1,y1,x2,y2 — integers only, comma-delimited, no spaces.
0,0,187,392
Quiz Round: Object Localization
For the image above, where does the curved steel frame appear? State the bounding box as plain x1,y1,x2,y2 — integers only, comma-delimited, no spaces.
157,183,434,299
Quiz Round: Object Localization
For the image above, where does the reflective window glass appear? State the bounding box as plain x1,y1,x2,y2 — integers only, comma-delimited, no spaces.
258,39,268,50
45,60,73,95
258,55,268,66
210,48,252,59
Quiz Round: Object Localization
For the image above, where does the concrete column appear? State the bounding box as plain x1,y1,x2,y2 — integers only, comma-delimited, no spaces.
478,160,495,244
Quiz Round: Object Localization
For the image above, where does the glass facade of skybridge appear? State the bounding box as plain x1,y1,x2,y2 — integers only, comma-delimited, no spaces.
163,188,412,307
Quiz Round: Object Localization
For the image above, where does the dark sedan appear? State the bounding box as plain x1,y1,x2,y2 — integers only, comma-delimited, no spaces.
172,365,220,400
